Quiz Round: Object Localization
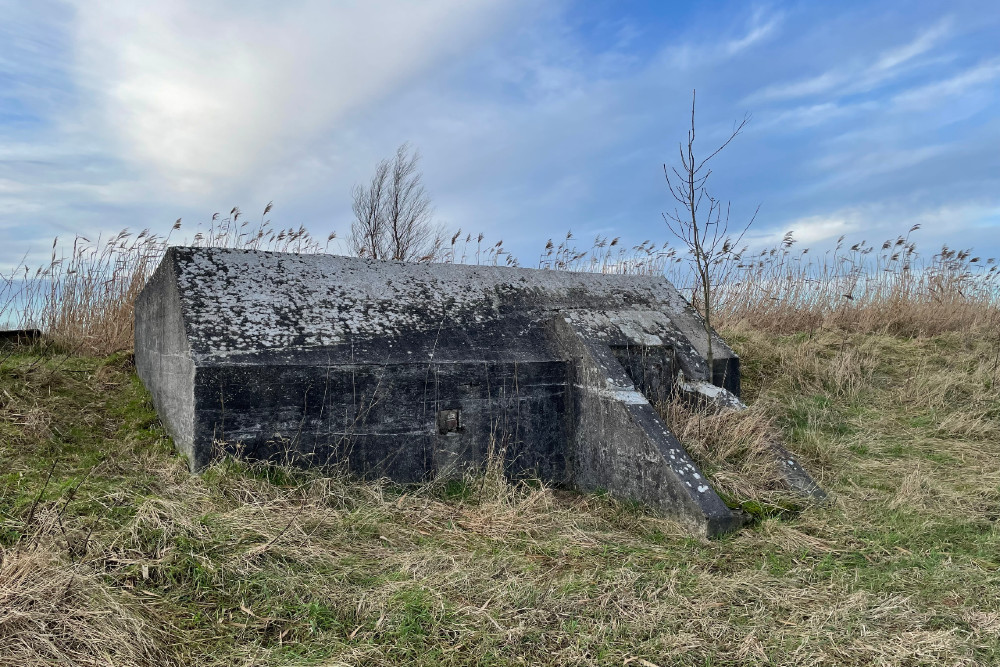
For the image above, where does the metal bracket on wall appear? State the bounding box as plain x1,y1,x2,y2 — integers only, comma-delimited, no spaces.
437,409,461,434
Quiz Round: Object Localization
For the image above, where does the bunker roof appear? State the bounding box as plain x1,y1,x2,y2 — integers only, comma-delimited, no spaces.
166,246,730,366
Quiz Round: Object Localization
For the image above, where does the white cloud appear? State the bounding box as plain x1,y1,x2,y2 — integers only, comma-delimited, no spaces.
745,70,846,104
756,100,879,129
744,18,953,104
892,58,1000,110
752,201,1000,255
724,10,782,55
0,179,27,194
68,0,516,195
652,7,783,72
810,144,950,187
872,18,952,72
755,213,860,247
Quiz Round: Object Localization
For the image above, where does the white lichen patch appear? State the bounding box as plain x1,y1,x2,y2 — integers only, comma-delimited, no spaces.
576,384,650,405
173,248,724,358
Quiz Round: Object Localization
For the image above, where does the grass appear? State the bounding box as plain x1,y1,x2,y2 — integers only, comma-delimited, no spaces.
2,214,1000,664
3,329,1000,666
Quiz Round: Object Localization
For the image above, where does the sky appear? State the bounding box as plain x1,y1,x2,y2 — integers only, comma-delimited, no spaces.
1,0,999,270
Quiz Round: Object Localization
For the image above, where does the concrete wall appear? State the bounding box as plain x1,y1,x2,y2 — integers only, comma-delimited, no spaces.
548,317,742,537
164,247,740,382
134,254,197,463
192,358,571,480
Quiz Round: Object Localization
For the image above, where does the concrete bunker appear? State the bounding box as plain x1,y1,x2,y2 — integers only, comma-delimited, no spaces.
135,247,811,537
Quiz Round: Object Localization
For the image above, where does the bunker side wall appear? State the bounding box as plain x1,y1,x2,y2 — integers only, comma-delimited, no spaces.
548,317,742,538
192,360,570,481
134,252,197,466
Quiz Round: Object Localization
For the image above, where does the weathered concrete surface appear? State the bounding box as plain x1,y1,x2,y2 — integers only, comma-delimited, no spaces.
134,257,197,463
548,317,744,536
137,247,753,535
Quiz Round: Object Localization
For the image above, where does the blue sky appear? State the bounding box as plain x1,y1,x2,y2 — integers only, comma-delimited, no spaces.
1,0,999,269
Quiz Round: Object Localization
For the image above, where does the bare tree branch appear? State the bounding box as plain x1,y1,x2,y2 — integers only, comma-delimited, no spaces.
349,143,438,262
662,90,758,382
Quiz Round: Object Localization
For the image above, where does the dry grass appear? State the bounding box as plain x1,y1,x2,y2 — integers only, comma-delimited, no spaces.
1,205,336,355
710,230,1000,335
529,226,1000,336
661,397,788,506
3,328,1000,665
0,545,174,667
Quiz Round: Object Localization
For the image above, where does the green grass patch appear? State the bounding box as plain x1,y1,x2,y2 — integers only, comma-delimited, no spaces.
3,331,1000,665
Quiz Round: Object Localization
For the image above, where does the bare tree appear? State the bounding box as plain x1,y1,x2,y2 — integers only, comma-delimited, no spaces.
350,157,390,260
663,90,758,378
349,143,438,261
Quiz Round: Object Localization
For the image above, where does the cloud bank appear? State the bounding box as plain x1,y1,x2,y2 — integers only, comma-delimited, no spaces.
0,0,998,271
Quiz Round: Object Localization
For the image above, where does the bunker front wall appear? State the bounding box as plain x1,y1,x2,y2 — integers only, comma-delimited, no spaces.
188,322,573,480
187,312,742,537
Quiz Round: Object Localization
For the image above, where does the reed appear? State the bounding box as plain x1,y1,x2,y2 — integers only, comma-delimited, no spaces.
540,225,1000,336
710,227,1000,335
3,208,997,356
1,204,335,355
